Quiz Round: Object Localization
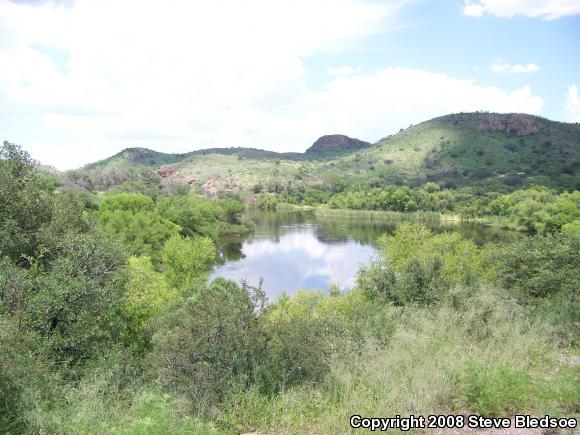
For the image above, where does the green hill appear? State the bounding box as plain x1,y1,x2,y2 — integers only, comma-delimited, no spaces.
84,134,370,171
81,113,580,193
84,147,187,170
329,113,580,190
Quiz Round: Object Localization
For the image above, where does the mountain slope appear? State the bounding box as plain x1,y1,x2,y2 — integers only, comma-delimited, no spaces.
306,135,371,154
81,113,580,193
84,134,370,171
85,147,186,170
339,113,580,190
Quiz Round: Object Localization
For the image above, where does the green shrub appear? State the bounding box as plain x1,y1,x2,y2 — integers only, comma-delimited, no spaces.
357,223,481,305
0,316,57,434
261,308,333,393
161,234,216,290
488,232,580,299
451,359,535,416
148,279,264,415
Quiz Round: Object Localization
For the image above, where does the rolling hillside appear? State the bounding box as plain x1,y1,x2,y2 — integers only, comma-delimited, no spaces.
81,113,580,194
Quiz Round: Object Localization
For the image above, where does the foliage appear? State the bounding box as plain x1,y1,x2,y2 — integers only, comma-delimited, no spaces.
486,232,580,345
0,145,128,364
122,256,178,347
156,193,247,239
161,235,216,290
221,288,576,433
257,193,279,210
489,232,579,299
2,229,127,364
487,187,580,234
149,278,264,415
357,223,481,304
1,137,579,433
261,294,334,394
98,193,180,260
0,142,54,263
0,316,57,434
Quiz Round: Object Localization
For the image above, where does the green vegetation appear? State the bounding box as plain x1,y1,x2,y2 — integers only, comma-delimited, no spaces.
259,182,579,236
2,126,579,435
78,113,580,197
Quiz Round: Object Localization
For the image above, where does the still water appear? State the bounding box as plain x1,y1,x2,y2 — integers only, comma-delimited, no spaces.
210,210,517,299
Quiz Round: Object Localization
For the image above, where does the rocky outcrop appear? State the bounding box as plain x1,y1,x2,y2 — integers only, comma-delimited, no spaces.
477,114,542,136
157,165,177,177
306,134,371,154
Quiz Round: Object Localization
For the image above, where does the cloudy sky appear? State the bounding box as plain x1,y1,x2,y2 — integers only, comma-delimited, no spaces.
1,0,579,169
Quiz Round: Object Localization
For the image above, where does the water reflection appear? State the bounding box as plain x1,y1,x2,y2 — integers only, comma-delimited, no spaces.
211,227,376,298
210,210,519,299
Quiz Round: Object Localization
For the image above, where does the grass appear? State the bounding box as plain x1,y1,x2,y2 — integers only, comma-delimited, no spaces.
217,288,578,434
17,267,578,435
314,207,451,221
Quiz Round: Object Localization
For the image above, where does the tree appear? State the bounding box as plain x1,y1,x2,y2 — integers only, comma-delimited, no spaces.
98,193,180,260
161,235,216,290
20,229,127,363
0,142,54,263
357,223,481,304
149,279,264,412
122,256,178,348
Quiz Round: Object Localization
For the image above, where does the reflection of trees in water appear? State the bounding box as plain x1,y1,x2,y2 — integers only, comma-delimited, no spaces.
218,240,246,262
313,219,396,245
312,215,521,246
220,211,521,260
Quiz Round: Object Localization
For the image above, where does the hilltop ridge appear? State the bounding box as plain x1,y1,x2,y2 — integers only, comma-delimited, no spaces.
306,135,371,154
78,112,580,193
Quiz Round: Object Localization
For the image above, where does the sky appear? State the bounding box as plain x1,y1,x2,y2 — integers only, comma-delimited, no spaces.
0,0,579,169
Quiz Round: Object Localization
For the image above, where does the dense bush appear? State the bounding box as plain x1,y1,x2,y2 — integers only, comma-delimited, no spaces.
357,223,481,305
261,295,335,393
0,142,54,263
487,233,580,345
487,187,580,233
161,235,216,289
149,279,265,414
97,193,180,261
0,316,57,433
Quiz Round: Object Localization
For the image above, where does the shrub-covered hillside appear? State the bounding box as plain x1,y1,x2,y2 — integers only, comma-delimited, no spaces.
79,113,580,195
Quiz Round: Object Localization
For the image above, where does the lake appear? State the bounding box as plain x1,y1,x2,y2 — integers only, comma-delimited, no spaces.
210,210,517,299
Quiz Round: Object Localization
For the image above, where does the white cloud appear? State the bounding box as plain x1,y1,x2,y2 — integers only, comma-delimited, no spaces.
0,0,545,169
463,0,580,20
326,66,361,76
491,60,540,74
566,85,580,122
317,68,543,142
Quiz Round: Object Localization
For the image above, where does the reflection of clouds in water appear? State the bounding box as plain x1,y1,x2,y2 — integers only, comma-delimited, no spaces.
243,230,328,258
210,228,377,299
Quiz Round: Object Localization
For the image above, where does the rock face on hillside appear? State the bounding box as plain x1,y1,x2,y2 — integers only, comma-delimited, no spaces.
306,135,371,154
476,114,542,136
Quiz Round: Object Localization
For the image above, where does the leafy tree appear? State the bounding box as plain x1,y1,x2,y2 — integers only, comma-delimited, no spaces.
20,229,127,363
149,278,264,413
122,256,178,347
216,197,245,224
157,194,223,239
100,192,155,213
161,235,216,290
486,187,579,234
0,142,54,263
98,193,180,260
357,223,481,304
488,233,580,300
